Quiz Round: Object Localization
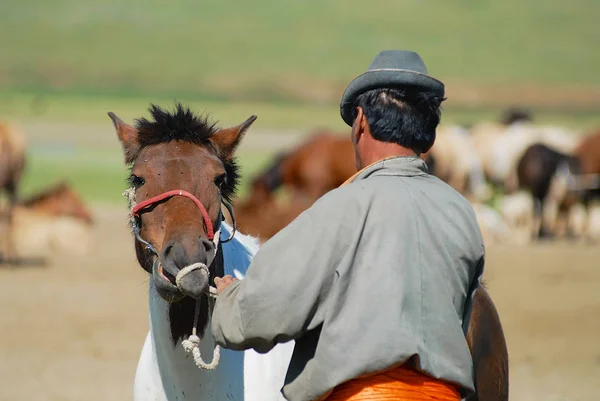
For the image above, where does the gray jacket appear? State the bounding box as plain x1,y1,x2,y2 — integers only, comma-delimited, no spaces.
212,156,485,401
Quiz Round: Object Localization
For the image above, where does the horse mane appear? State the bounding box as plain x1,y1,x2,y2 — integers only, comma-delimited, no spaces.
134,102,240,203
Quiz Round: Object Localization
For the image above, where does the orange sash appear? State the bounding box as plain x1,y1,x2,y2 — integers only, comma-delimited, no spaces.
324,364,461,401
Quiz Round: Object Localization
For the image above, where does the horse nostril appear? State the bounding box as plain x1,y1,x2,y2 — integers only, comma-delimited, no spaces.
200,237,215,255
163,244,174,257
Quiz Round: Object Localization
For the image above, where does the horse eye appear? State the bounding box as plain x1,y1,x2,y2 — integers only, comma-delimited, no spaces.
129,175,145,189
214,174,227,189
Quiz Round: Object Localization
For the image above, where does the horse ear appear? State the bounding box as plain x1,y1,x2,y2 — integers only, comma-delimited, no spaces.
108,112,140,164
211,115,257,159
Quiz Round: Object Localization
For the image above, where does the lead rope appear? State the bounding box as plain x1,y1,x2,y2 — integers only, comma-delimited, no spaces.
181,291,221,371
180,224,222,371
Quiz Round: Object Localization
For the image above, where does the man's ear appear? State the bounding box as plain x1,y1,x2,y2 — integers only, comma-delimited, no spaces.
353,106,368,143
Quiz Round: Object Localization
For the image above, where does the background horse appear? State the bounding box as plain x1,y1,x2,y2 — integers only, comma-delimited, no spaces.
0,122,27,261
254,130,356,202
13,181,94,258
109,104,293,401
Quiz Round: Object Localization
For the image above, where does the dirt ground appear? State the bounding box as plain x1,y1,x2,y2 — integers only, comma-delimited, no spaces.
1,205,599,401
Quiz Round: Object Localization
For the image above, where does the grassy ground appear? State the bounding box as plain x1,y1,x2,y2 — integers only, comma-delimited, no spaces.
1,0,599,106
3,91,600,131
7,92,599,207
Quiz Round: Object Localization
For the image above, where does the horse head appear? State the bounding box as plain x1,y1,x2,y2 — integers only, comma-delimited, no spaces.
109,103,256,305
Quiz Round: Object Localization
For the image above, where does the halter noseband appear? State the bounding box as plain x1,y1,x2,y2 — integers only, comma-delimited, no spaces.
130,189,237,256
132,189,215,240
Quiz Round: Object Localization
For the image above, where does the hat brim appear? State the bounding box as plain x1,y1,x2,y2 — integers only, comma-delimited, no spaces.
339,69,445,126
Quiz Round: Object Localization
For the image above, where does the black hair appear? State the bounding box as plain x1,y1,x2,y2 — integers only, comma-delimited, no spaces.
132,102,240,203
351,88,445,154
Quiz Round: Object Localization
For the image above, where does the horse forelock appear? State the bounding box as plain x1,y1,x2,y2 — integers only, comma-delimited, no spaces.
129,102,241,204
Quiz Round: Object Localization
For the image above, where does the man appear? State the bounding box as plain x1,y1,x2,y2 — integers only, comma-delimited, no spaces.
212,50,485,401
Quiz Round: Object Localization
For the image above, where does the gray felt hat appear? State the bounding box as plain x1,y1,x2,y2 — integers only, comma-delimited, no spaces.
340,50,445,126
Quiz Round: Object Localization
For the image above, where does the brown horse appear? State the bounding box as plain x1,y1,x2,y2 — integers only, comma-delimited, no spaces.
575,128,600,175
241,129,453,216
19,180,94,224
0,122,27,260
110,104,507,401
109,103,294,400
9,181,94,259
256,130,356,202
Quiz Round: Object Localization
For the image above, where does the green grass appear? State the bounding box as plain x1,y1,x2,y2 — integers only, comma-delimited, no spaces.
3,91,600,131
20,148,274,205
1,0,599,105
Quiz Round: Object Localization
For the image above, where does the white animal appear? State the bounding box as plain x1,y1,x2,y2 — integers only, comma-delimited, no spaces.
470,122,581,191
133,222,294,401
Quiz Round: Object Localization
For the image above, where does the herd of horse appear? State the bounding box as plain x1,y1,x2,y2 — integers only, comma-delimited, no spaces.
0,122,94,265
233,109,600,247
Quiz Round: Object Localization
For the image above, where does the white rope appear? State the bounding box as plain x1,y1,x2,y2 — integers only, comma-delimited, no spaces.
177,260,221,370
181,293,221,370
175,263,219,300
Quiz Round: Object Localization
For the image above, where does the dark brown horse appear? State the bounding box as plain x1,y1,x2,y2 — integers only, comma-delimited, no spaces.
516,143,583,239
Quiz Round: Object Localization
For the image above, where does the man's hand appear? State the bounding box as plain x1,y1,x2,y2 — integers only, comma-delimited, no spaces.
214,275,239,295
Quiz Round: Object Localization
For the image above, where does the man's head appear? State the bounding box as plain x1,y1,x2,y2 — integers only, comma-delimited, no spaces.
350,88,443,169
340,50,445,169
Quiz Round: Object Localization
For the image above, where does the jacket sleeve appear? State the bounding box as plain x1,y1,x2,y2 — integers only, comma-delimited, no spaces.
211,188,358,354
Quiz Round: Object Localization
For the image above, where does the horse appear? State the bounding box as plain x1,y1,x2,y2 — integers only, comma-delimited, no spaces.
254,130,356,203
19,180,93,224
470,118,580,193
237,126,480,238
11,181,94,257
108,103,294,401
109,104,507,401
233,178,312,242
572,127,600,210
423,125,491,203
0,122,27,261
514,143,587,239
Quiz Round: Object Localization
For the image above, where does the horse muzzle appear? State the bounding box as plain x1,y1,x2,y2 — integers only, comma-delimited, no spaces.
152,258,211,301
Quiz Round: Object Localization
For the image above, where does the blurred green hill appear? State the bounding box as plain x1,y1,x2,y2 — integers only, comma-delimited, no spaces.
2,0,599,108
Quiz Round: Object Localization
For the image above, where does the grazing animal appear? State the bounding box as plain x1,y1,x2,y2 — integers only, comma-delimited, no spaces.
12,181,94,257
515,143,583,239
498,191,536,245
253,130,356,202
0,122,27,261
109,104,293,401
423,125,490,203
573,128,600,220
471,121,580,192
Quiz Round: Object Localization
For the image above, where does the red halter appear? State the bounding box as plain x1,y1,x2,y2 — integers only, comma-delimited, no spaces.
131,189,215,240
